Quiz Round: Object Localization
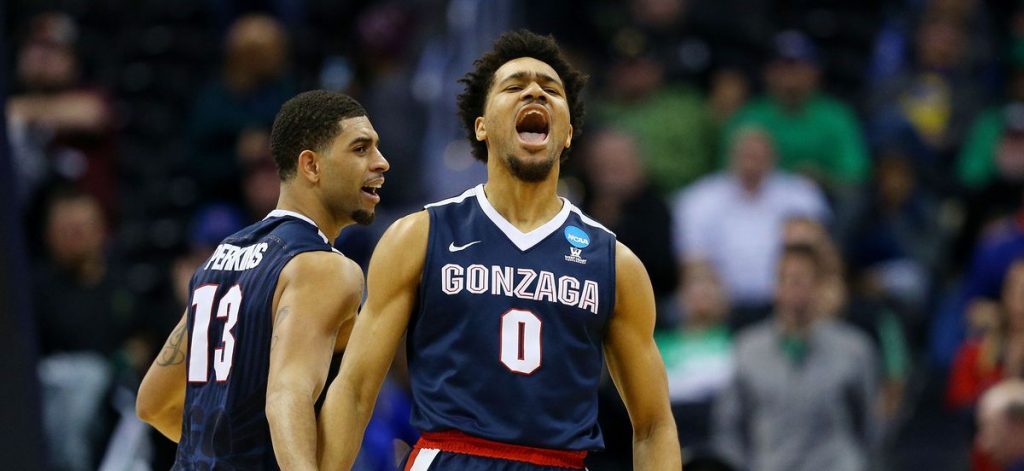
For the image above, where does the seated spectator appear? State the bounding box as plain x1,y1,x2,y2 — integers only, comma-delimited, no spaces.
33,189,142,471
581,128,678,318
724,30,869,193
593,46,717,192
843,149,944,322
869,12,983,189
657,263,733,449
674,127,829,330
714,244,879,471
949,259,1024,471
7,12,119,238
186,14,296,204
977,379,1024,471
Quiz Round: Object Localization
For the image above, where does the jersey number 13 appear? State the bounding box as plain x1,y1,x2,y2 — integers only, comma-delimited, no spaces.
188,284,241,382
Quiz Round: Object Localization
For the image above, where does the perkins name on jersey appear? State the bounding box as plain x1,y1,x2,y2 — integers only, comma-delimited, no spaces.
205,242,270,272
440,263,600,314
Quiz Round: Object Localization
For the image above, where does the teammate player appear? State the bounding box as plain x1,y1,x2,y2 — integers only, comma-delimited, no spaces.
319,30,681,470
136,90,389,469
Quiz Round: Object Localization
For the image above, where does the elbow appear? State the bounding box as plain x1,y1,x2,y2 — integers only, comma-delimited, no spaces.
136,393,168,426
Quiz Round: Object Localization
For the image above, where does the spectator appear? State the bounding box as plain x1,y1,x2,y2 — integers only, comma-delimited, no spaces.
185,14,296,204
593,44,717,192
724,30,870,193
844,149,945,321
784,216,911,425
714,244,879,471
657,263,733,449
33,190,142,471
977,379,1024,471
673,127,829,330
948,258,1024,471
7,12,119,238
869,12,984,189
581,128,678,311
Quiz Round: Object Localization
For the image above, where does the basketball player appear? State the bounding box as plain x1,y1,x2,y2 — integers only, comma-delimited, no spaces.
136,90,389,469
319,30,681,470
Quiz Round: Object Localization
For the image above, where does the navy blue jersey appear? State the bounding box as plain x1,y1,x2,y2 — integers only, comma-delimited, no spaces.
174,210,339,470
410,185,616,451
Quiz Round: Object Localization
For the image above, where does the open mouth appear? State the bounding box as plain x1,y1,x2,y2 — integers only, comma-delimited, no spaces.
361,180,383,201
515,107,549,146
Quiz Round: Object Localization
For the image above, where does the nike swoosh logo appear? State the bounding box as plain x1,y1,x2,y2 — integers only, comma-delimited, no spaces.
448,241,482,252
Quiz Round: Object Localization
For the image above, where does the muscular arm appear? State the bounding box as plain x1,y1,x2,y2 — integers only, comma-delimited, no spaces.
605,242,682,470
137,312,188,442
266,252,363,471
318,211,428,470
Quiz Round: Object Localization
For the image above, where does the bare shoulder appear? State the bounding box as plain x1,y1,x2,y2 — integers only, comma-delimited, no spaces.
379,210,430,247
371,211,430,269
614,240,648,283
280,250,363,302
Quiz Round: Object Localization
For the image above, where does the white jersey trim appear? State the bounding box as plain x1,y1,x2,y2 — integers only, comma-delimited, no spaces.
423,187,477,208
570,206,616,237
472,184,572,252
264,209,330,244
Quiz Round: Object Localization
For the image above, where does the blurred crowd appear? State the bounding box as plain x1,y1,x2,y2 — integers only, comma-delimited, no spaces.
8,0,1024,470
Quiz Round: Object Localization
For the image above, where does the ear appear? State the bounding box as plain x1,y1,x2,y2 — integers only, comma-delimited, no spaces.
297,149,320,184
474,116,487,142
564,124,574,149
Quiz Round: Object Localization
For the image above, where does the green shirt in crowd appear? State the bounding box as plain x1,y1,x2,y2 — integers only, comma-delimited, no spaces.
957,106,1003,189
655,325,733,404
595,86,717,193
724,94,870,186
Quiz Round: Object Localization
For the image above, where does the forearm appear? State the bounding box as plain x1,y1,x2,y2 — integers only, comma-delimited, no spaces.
318,379,378,470
632,418,682,470
267,391,319,471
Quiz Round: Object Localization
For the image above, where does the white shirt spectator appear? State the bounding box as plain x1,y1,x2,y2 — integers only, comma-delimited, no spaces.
673,171,829,305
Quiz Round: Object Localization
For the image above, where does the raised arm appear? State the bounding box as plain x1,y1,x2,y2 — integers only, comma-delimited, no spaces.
605,242,682,470
137,311,188,442
266,251,363,471
318,211,429,470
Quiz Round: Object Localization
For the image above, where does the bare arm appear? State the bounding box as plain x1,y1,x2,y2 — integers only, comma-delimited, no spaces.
605,242,682,470
266,251,363,471
137,312,188,442
318,211,428,470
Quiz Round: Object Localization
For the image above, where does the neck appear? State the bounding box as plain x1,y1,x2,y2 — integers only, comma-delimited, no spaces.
275,186,349,242
484,157,563,232
777,311,812,338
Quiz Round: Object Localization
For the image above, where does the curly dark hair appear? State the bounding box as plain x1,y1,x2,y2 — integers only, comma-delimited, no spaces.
270,90,367,180
457,30,588,162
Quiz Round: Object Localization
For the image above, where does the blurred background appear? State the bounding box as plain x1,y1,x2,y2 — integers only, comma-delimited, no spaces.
6,0,1024,469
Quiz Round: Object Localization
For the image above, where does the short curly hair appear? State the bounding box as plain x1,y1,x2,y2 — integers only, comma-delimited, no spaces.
270,90,367,180
457,30,588,162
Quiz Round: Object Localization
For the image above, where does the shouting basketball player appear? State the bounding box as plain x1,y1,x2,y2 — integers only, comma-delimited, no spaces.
136,90,389,470
318,31,680,470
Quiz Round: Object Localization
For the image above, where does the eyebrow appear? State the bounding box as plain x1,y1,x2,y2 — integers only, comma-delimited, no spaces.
499,71,563,87
347,135,376,147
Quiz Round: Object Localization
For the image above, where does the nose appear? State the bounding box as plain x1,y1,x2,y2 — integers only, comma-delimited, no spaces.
372,148,390,173
521,81,547,102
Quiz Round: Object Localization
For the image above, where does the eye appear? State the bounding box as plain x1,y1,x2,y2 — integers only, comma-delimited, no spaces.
544,87,560,95
505,85,522,92
354,145,367,154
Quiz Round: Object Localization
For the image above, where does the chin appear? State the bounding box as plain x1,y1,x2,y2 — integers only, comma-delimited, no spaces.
352,209,375,226
505,152,556,183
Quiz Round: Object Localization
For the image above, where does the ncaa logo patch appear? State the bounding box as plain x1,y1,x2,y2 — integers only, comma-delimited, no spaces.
564,226,590,249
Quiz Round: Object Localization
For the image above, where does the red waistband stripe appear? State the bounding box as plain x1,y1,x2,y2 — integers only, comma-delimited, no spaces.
411,430,587,469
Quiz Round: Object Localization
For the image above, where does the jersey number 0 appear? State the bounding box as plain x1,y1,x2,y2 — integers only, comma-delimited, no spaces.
500,309,542,374
188,284,242,382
